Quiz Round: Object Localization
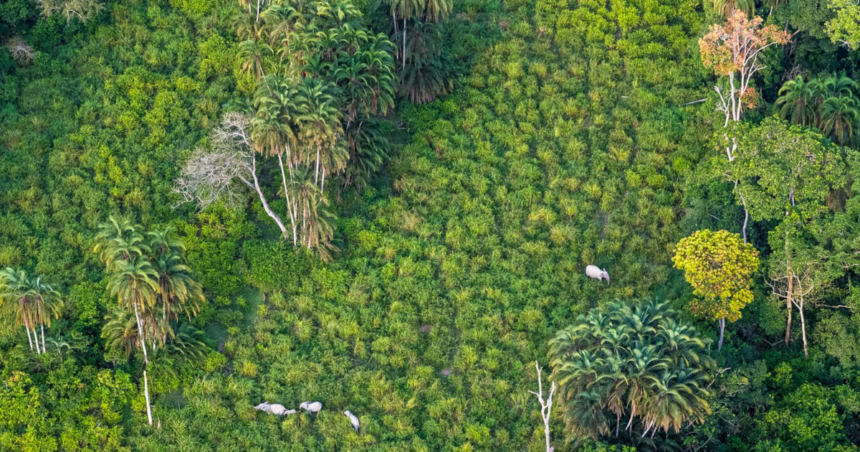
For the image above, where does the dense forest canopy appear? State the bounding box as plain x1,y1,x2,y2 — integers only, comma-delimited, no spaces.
5,0,860,450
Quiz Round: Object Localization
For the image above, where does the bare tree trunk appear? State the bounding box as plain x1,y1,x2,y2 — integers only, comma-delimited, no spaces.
529,361,556,452
392,11,399,64
240,157,288,237
314,147,321,185
739,194,749,244
41,324,46,354
785,272,793,346
142,368,154,426
403,15,407,71
277,154,298,246
133,301,154,426
33,327,41,354
25,320,33,351
718,318,726,351
798,297,808,356
626,406,636,431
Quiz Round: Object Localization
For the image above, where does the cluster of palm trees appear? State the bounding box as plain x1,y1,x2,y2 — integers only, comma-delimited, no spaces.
548,300,715,443
230,0,401,257
383,0,453,103
94,217,204,426
0,268,63,355
776,74,860,145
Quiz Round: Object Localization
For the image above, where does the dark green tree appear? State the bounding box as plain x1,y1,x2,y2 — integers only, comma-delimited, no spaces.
549,300,715,441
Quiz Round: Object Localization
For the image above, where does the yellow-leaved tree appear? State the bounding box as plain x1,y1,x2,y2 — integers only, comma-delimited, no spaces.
673,229,759,351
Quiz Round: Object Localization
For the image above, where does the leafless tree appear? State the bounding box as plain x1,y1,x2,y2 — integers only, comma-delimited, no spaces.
529,361,555,452
767,264,822,357
40,0,103,23
174,112,288,236
6,37,35,64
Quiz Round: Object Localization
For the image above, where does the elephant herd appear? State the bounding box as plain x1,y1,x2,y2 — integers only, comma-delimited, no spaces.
254,401,360,433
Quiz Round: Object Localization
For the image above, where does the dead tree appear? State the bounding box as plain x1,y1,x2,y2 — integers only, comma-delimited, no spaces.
529,361,556,452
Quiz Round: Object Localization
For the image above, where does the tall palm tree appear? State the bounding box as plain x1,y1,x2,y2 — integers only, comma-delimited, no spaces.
106,256,159,425
335,35,398,122
148,227,204,322
260,1,304,47
776,76,818,127
238,39,273,80
0,268,39,352
422,0,452,23
27,275,63,355
384,0,424,69
0,269,62,354
820,95,860,145
294,78,343,191
94,217,148,272
398,21,452,104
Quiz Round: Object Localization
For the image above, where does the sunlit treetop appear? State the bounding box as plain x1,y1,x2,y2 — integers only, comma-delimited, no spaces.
673,229,759,322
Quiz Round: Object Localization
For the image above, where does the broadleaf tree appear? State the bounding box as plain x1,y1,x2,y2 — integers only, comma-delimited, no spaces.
673,229,759,350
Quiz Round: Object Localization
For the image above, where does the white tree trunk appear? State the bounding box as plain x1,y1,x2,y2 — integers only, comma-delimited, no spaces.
133,301,154,425
25,323,33,351
315,147,321,185
41,324,46,354
142,368,154,426
798,298,808,357
241,159,288,237
277,154,298,245
529,361,556,452
33,327,41,354
718,318,726,351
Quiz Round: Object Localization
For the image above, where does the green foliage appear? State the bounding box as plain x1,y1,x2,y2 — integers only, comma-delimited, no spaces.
732,117,845,223
826,0,860,49
752,383,859,451
549,300,715,441
242,240,313,292
673,229,759,323
7,0,860,448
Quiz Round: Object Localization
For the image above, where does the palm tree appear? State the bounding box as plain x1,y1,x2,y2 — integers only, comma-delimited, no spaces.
818,74,857,100
294,78,343,191
106,256,159,425
422,0,452,23
148,227,204,322
398,21,452,104
27,275,63,355
820,95,860,145
335,35,398,122
0,268,39,352
776,76,818,127
384,0,424,69
549,300,714,440
711,0,754,16
238,39,273,80
344,119,390,188
315,0,362,28
260,1,304,47
0,269,62,354
94,217,148,271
